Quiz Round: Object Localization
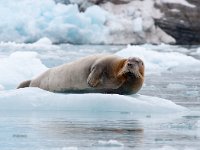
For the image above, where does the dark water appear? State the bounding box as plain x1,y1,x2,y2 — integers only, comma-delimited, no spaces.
140,71,200,111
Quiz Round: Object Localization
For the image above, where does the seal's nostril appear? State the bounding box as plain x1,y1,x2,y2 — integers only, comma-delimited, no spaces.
127,63,132,67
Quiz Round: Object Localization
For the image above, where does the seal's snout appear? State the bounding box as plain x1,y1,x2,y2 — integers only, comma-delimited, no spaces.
127,62,133,67
124,57,144,78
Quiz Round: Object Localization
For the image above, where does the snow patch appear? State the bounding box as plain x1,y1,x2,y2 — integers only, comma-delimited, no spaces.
159,0,196,8
102,0,175,44
170,9,181,13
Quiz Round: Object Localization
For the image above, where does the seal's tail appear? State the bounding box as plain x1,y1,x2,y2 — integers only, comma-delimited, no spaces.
17,80,31,89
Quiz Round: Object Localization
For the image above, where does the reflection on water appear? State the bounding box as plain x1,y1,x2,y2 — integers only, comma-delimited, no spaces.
0,112,145,150
0,111,200,150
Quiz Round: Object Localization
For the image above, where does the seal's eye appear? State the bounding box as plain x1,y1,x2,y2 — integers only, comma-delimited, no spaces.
141,62,143,66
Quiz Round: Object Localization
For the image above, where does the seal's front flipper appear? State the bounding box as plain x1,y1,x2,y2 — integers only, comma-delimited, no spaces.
87,66,102,87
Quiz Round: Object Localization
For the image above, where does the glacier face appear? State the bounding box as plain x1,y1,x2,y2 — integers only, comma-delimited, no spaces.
0,1,108,44
0,0,175,44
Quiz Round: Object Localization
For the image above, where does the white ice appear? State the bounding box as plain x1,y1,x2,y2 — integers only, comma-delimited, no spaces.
0,51,47,89
0,88,187,114
97,140,124,147
0,0,175,44
116,45,200,74
158,0,196,8
0,0,108,44
0,84,4,91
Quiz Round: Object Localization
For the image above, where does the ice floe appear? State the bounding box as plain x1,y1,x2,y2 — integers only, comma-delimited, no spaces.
96,140,124,147
0,51,47,89
116,45,200,74
0,88,187,113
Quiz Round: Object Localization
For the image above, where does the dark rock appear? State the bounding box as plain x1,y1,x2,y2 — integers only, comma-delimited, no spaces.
155,0,200,44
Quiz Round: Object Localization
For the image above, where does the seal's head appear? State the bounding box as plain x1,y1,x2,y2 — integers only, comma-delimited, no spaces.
119,57,144,78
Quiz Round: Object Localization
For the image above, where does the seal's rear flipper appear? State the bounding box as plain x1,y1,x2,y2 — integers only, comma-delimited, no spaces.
17,80,31,89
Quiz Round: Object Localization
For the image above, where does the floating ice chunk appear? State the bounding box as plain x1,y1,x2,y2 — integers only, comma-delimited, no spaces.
197,120,200,128
0,84,4,91
0,88,187,113
62,147,78,150
34,37,53,45
196,47,200,54
0,37,60,51
0,51,47,89
97,140,124,147
116,45,200,74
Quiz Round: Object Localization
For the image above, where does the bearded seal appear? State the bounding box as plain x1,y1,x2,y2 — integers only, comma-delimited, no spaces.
17,54,144,94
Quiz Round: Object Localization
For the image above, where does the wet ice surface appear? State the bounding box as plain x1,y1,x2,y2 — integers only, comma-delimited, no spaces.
0,43,200,150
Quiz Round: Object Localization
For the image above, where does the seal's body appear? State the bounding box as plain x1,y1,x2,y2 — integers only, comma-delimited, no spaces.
17,54,144,94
